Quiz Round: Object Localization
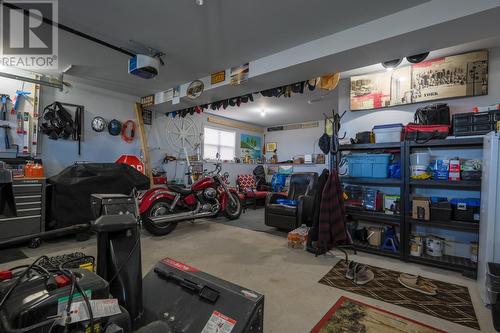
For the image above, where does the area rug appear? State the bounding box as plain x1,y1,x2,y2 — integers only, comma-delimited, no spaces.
311,296,446,333
0,248,28,264
213,208,287,237
318,260,479,330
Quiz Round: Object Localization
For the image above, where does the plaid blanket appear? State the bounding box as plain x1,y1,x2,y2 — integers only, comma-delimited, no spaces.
318,170,348,250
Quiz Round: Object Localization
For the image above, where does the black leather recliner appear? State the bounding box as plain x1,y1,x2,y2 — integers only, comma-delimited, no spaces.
264,172,318,230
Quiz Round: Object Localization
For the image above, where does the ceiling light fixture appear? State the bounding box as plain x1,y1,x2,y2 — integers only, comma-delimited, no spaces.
381,58,402,71
406,52,430,64
195,0,204,5
260,109,266,117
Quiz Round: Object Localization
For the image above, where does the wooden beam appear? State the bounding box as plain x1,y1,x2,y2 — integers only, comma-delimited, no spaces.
134,102,154,187
207,116,264,133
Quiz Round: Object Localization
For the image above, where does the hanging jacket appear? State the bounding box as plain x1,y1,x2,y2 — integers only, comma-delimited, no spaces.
309,169,329,243
317,170,349,251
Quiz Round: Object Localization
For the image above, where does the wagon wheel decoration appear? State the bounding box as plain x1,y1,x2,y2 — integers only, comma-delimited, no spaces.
165,116,201,155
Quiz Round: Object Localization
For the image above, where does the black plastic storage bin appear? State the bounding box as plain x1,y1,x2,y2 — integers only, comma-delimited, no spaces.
452,110,500,136
450,198,480,222
430,202,452,221
461,170,482,180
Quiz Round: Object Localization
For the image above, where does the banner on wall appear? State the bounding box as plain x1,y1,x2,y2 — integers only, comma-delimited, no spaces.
230,63,249,85
350,50,488,111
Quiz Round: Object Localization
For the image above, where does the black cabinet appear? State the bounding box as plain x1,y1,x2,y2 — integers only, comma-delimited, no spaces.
0,178,46,242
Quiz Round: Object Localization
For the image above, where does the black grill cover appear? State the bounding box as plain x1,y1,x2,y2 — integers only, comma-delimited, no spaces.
47,163,149,229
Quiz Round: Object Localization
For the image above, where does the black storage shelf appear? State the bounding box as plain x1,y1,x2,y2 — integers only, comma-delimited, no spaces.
408,253,477,273
341,138,483,277
408,137,483,148
346,208,400,225
409,218,479,232
409,179,481,189
339,142,403,150
341,177,401,186
352,241,401,259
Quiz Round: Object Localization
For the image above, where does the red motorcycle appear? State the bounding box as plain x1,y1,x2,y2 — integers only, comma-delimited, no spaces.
137,156,242,236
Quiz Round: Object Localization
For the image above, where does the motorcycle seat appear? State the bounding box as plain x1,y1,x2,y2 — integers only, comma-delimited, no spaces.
168,184,192,195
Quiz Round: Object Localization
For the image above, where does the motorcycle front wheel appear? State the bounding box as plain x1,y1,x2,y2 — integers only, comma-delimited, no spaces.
223,192,242,220
141,198,178,236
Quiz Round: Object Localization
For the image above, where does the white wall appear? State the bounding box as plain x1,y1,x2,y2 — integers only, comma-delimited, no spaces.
338,47,500,139
264,124,328,175
336,47,500,257
148,113,264,186
0,75,141,176
39,81,140,176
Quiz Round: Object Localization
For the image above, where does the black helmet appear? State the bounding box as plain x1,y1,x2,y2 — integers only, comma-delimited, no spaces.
108,119,122,136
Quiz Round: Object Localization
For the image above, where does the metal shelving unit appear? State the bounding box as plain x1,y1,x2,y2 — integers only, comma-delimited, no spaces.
408,218,479,232
408,253,477,274
339,138,483,277
352,240,401,259
341,177,401,186
339,142,403,151
346,208,400,225
403,136,483,277
409,179,481,189
407,137,483,148
340,141,405,259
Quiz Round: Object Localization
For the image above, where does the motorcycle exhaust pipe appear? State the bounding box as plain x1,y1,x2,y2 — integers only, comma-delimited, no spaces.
149,203,219,224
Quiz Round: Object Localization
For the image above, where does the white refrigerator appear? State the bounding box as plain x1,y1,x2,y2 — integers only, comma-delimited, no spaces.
479,131,500,304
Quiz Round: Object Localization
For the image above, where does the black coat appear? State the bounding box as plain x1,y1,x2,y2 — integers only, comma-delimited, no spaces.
309,169,329,242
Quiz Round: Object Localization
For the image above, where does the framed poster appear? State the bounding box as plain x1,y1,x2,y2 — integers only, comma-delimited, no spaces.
240,134,261,160
266,142,277,152
230,63,249,85
350,50,488,111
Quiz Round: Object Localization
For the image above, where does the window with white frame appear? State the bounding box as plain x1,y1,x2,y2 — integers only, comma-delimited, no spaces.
203,127,236,160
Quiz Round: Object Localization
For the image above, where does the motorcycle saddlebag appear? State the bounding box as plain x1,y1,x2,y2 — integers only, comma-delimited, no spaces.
405,124,450,143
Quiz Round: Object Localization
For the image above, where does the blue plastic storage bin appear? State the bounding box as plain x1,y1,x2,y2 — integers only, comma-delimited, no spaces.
346,153,391,178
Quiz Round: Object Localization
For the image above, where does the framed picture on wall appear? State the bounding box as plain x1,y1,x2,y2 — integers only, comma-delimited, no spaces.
349,50,488,111
266,142,277,152
240,133,262,160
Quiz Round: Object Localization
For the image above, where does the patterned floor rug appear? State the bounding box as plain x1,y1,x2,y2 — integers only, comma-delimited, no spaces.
319,260,479,330
311,296,446,333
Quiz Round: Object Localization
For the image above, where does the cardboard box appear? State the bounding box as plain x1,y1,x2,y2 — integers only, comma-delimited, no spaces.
293,156,304,164
315,154,325,164
368,227,384,247
383,195,400,215
412,197,430,220
449,159,460,181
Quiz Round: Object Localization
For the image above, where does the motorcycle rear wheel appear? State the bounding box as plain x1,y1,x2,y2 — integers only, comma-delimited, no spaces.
141,198,178,236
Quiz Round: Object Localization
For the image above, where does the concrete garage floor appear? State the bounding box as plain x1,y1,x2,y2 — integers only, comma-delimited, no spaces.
1,214,494,333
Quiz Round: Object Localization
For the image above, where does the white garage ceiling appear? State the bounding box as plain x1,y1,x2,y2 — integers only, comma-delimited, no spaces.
54,0,429,96
203,37,500,127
